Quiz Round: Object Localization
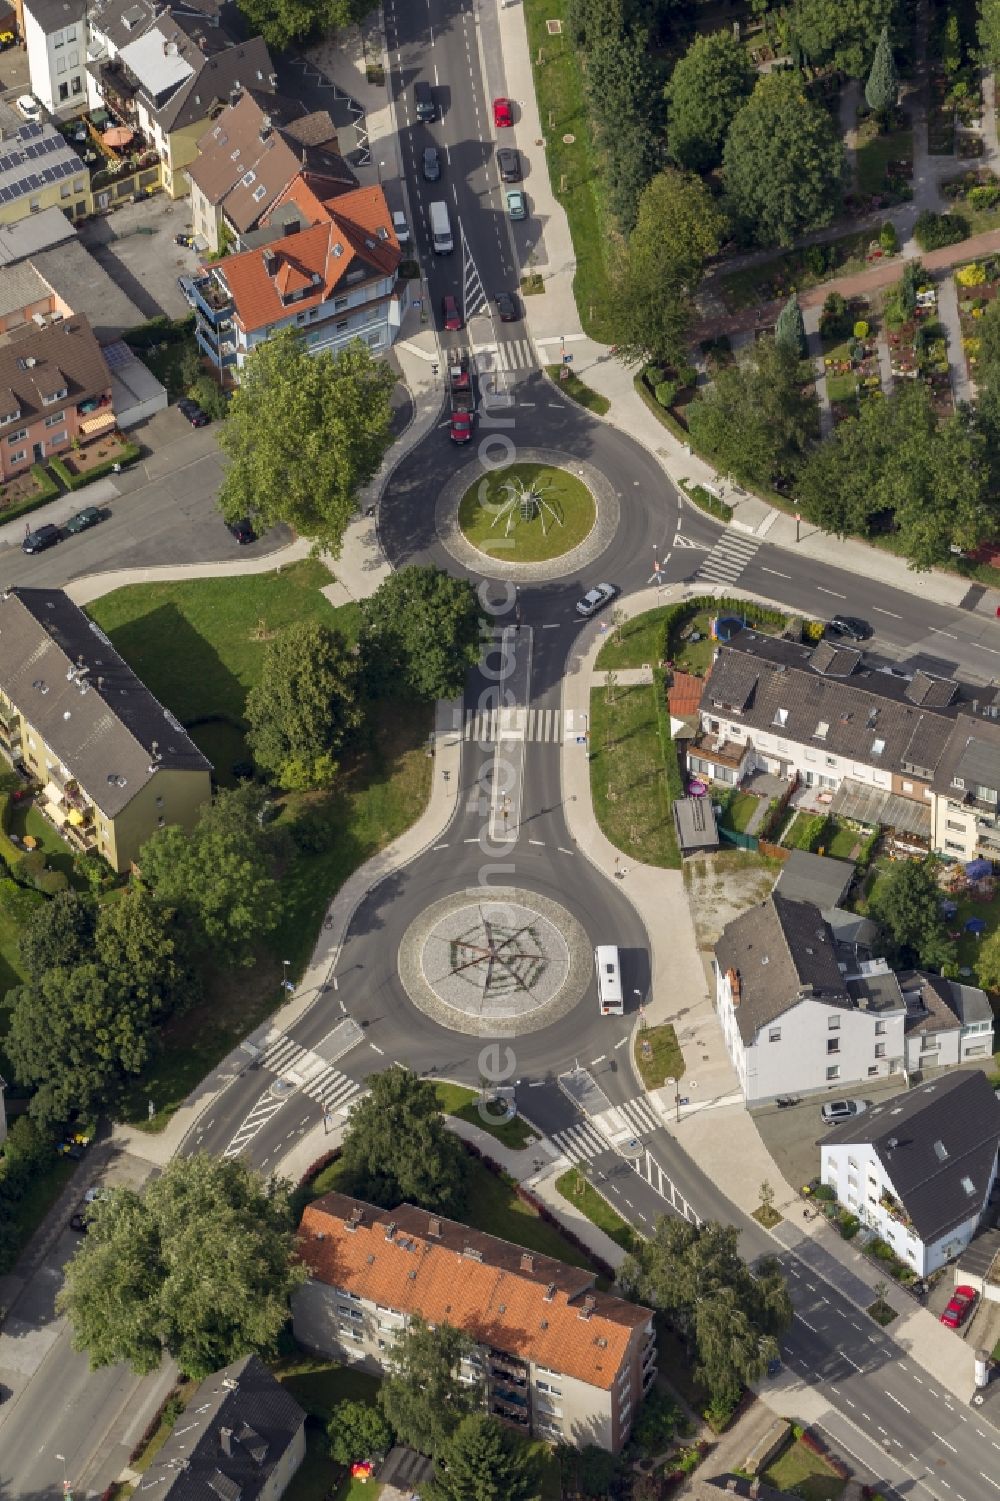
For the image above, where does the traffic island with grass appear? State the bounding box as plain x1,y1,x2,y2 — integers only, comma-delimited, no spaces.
556,1167,641,1256
544,363,610,415
634,1024,684,1091
457,462,596,563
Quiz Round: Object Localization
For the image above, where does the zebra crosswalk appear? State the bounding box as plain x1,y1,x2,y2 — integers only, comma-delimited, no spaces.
551,1119,609,1165
463,707,564,744
259,1034,365,1115
696,532,761,588
473,338,536,373
550,1097,664,1164
615,1094,664,1138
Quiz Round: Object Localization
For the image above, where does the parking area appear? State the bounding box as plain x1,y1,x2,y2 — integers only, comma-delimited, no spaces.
77,193,203,322
752,1076,906,1194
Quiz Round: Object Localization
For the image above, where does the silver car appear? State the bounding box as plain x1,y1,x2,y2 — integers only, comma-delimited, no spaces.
575,583,617,618
821,1099,868,1124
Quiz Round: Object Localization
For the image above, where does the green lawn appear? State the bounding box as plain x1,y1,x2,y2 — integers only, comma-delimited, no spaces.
544,364,611,415
856,125,913,195
680,480,732,522
764,1437,846,1501
433,1082,537,1150
274,1352,382,1418
596,606,673,671
589,683,681,869
457,462,595,562
634,1023,685,1090
825,821,862,861
718,790,760,834
5,800,82,887
556,1167,641,1256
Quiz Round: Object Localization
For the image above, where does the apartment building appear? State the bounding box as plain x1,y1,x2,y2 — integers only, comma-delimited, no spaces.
294,1193,657,1453
0,587,211,872
187,183,402,379
930,714,1000,862
821,1072,1000,1276
23,0,87,113
0,109,91,227
0,316,114,481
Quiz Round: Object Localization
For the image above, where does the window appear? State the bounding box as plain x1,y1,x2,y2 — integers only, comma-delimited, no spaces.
43,388,67,404
868,1065,878,1076
73,177,84,192
826,1064,841,1080
157,815,165,828
56,55,67,74
947,819,966,832
902,780,913,793
875,1021,886,1036
7,429,28,444
252,183,267,202
825,755,836,767
875,1043,886,1059
72,76,83,95
54,29,64,46
8,449,26,465
60,183,71,198
768,1027,781,1043
66,23,76,39
29,198,40,213
44,411,65,427
945,840,964,853
69,50,79,66
59,81,69,100
47,432,66,447
828,1015,840,1031
827,1038,840,1054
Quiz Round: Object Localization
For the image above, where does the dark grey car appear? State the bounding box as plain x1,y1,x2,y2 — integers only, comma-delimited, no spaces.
497,146,521,182
422,146,441,181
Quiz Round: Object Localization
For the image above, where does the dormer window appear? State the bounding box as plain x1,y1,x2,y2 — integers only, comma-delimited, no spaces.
43,388,67,404
814,721,829,740
1,408,21,426
871,738,885,757
772,707,788,727
952,776,965,790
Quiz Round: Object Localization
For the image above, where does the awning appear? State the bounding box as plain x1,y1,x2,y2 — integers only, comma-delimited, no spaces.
67,808,84,826
79,410,116,437
47,803,68,826
42,779,63,806
829,778,931,838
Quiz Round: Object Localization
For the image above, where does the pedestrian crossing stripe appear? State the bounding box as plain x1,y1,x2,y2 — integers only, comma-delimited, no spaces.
550,1097,663,1164
615,1095,663,1137
472,338,536,373
261,1034,365,1112
697,534,761,586
463,707,564,743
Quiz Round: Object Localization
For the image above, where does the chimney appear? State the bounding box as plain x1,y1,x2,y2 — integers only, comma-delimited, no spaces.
427,1216,441,1238
544,1283,556,1302
229,84,241,107
262,248,277,276
219,1427,234,1458
384,1220,397,1242
519,1252,534,1273
345,1206,363,1232
578,1294,596,1321
728,968,742,1007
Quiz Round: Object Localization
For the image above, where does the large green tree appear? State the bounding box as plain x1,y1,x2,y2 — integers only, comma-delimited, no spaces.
425,1413,540,1501
865,26,898,118
360,565,482,701
979,0,1000,64
583,16,665,232
219,331,395,556
340,1066,467,1213
774,293,808,358
686,337,817,488
611,169,726,365
623,1219,791,1408
378,1317,481,1458
94,883,189,1015
58,1154,304,1378
246,620,361,789
789,0,895,76
235,0,369,53
976,927,1000,994
666,30,755,172
328,1400,394,1466
138,784,281,965
18,888,95,979
869,857,953,970
723,72,843,246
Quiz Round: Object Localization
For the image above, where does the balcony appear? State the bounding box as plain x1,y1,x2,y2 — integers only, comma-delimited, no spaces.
491,1395,529,1425
641,1363,657,1392
489,1349,528,1380
879,1190,913,1229
187,276,233,323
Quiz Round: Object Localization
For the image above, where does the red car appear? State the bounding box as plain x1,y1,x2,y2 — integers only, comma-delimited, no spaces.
441,294,463,331
940,1285,978,1329
493,97,513,128
450,412,474,444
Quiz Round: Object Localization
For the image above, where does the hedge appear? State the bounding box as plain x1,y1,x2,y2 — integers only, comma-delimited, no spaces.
660,594,794,666
49,441,141,493
653,666,685,809
122,312,195,350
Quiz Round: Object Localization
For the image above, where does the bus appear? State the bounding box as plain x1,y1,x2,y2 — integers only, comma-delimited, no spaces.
595,945,623,1016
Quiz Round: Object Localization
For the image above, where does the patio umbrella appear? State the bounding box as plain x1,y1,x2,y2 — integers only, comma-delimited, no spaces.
102,125,133,148
940,900,958,918
964,858,993,880
964,917,987,934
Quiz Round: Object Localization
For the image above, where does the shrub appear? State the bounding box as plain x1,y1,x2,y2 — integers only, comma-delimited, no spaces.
820,290,850,340
879,221,899,253
956,260,988,286
13,850,45,886
840,1213,861,1239
854,320,870,339
187,374,228,421
676,363,698,390
913,210,970,250
812,1183,836,1201
647,366,668,387
871,1238,896,1261
655,380,678,407
968,184,1000,209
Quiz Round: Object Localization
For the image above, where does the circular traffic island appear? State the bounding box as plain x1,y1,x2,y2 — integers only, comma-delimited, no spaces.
457,461,596,563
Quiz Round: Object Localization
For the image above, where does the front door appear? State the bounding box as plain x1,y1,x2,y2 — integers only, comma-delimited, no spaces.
32,441,44,462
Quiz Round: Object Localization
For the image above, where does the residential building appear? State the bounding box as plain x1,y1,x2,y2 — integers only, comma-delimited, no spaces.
897,969,995,1073
23,0,87,113
133,1354,306,1501
187,184,403,379
0,111,91,227
0,587,212,872
930,714,1000,862
820,1072,1000,1275
187,87,353,253
688,629,1000,858
0,315,114,481
0,204,143,340
294,1193,657,1453
86,0,275,197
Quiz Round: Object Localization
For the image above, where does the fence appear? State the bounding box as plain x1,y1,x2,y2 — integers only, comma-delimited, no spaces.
718,826,758,851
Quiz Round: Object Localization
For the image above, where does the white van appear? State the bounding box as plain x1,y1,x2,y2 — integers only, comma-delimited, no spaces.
392,210,410,246
429,199,454,254
595,945,623,1016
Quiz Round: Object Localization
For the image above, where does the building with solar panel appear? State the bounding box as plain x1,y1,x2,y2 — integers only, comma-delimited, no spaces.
0,114,91,226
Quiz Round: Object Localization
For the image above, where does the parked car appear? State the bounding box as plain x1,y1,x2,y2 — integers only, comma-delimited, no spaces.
493,97,513,128
497,146,521,182
391,210,410,245
177,397,209,428
441,293,463,332
820,1099,868,1124
828,615,872,642
495,290,519,322
506,189,527,221
16,94,42,122
22,523,60,555
63,506,103,535
575,583,617,618
449,412,474,444
940,1285,978,1329
227,517,256,544
422,146,441,181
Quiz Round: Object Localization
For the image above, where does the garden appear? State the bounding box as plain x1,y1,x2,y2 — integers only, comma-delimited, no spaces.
819,294,883,421
853,113,913,209
927,0,983,157
954,256,1000,381
882,267,954,417
717,229,881,314
763,1427,849,1501
457,462,596,563
941,167,1000,234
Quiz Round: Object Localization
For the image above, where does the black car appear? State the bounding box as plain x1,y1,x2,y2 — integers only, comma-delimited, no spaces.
422,146,441,181
496,290,519,322
497,146,521,182
22,522,60,554
228,517,256,544
63,505,103,535
177,397,209,428
828,614,872,642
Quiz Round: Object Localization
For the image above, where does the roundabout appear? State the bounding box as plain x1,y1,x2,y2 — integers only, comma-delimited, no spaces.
456,461,596,563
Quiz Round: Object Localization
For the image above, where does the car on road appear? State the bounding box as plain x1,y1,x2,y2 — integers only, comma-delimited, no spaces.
450,411,474,444
496,290,519,322
940,1285,978,1329
422,146,441,181
506,188,527,221
227,517,256,544
391,209,410,245
827,614,872,642
493,96,513,128
177,397,209,428
441,293,463,331
820,1099,868,1124
414,80,436,122
63,506,103,536
22,523,60,555
497,146,521,182
576,583,617,618
16,93,42,122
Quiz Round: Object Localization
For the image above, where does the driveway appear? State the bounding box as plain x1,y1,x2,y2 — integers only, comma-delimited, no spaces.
752,1076,907,1196
77,194,202,322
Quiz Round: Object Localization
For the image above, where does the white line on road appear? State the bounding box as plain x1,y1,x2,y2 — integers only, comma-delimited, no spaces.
980,1472,1000,1491
928,627,958,639
800,1317,817,1332
872,606,901,617
933,1435,957,1454
615,1035,630,1049
529,838,545,846
591,1055,606,1065
912,1374,923,1383
557,846,573,854
816,586,847,598
885,1392,910,1414
844,1397,855,1408
842,1353,864,1372
542,622,560,628
760,567,791,579
433,843,449,850
369,1043,384,1055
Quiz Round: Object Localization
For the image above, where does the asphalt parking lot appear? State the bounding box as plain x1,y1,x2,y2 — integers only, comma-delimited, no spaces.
77,193,203,322
752,1077,907,1195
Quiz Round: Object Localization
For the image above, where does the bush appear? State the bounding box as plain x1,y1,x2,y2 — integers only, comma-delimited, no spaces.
880,221,899,253
187,374,228,421
840,1213,861,1239
854,320,870,339
676,363,698,390
49,442,142,493
820,290,850,340
123,312,195,351
956,260,988,285
13,850,45,886
34,868,69,895
0,875,44,922
655,379,678,407
913,210,969,250
870,1237,895,1260
968,184,1000,209
812,1183,836,1201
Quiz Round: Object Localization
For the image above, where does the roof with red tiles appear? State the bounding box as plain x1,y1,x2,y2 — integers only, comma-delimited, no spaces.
668,672,704,717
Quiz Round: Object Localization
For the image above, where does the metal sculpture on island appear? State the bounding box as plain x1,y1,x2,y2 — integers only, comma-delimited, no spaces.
489,474,565,537
448,907,550,998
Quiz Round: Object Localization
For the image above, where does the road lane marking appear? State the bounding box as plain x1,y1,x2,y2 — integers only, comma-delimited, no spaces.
800,1317,817,1332
842,1353,863,1372
369,1043,384,1055
816,586,846,598
933,1435,957,1454
928,627,958,638
760,567,791,579
981,1473,1000,1491
886,1392,910,1414
615,1035,630,1049
872,606,901,617
590,1055,606,1065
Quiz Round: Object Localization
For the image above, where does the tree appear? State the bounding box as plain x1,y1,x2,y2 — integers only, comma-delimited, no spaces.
18,888,95,979
723,73,843,246
789,0,894,76
360,566,483,701
58,1154,304,1379
975,927,1000,994
328,1400,394,1466
139,785,281,965
246,620,362,788
584,20,665,232
235,0,369,53
219,331,396,556
610,169,726,365
869,857,952,969
686,337,817,488
339,1066,468,1213
378,1317,481,1458
865,26,898,119
622,1219,792,1407
666,30,755,172
94,883,190,1017
425,1413,540,1501
774,293,807,358
979,0,1000,65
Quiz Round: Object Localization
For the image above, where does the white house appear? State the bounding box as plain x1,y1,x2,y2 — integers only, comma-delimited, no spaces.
24,0,87,114
898,970,995,1075
821,1072,1000,1276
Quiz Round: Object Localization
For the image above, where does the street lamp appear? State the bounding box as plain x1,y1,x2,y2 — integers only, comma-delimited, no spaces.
55,1455,70,1497
282,959,291,994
